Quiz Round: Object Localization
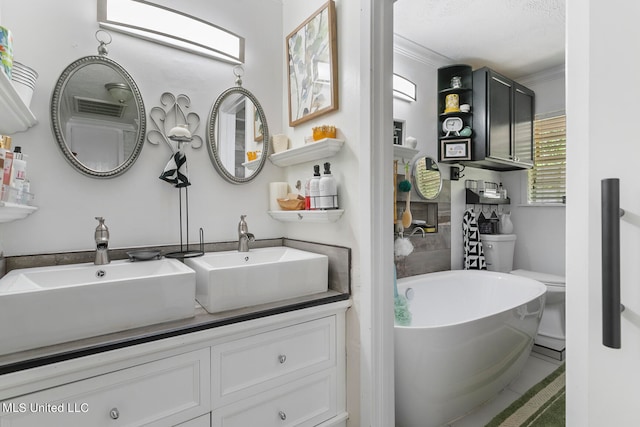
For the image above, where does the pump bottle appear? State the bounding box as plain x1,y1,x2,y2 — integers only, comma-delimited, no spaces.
319,162,338,209
309,165,321,209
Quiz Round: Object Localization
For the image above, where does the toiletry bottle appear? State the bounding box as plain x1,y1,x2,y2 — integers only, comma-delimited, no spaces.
11,146,26,188
499,182,507,199
304,178,311,210
2,137,14,191
11,147,27,204
0,136,11,201
319,162,338,209
309,165,321,210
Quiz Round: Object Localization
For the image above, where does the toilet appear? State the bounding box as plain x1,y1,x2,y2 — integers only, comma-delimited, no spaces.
480,234,566,355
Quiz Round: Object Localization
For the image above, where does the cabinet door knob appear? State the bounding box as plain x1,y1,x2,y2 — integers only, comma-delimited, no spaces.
109,408,120,420
278,354,287,364
278,410,287,420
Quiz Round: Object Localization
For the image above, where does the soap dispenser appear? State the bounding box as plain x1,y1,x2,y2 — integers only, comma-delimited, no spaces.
319,162,338,209
309,165,321,210
94,217,110,265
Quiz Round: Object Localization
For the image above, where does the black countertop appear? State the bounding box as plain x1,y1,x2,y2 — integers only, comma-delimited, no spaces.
0,291,350,376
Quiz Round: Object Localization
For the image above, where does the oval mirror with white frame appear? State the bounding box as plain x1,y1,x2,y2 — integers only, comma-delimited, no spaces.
207,83,269,184
413,156,443,200
51,55,146,178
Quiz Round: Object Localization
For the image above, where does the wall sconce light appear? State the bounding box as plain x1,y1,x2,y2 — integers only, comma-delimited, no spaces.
97,0,245,64
105,82,133,104
393,73,417,102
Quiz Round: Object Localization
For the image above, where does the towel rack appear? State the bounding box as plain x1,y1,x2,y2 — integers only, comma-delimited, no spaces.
601,178,625,349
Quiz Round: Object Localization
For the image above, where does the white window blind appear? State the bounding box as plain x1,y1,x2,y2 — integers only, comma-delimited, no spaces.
528,114,566,204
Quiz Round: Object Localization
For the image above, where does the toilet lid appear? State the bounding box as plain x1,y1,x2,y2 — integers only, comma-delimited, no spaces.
511,269,565,286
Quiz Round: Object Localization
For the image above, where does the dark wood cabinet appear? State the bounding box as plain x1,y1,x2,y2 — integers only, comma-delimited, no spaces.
470,67,535,170
437,65,473,163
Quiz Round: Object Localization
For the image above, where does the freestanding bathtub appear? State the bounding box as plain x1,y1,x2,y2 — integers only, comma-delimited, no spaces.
394,270,546,427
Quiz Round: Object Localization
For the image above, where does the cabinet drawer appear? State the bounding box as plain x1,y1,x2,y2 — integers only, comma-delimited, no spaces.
176,413,211,427
212,316,335,406
0,348,210,427
212,370,336,427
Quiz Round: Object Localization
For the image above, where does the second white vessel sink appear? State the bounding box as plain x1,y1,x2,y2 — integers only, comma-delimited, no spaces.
0,258,196,356
185,246,328,314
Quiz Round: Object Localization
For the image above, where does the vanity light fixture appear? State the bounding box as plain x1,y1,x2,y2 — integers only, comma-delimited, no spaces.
393,73,417,102
97,0,245,64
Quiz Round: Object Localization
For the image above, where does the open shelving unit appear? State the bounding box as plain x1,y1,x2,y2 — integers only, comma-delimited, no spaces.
268,209,344,223
267,137,345,223
269,138,344,168
0,71,37,134
0,201,38,223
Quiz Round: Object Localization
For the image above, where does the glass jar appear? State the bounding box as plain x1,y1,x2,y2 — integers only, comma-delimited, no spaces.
451,76,462,89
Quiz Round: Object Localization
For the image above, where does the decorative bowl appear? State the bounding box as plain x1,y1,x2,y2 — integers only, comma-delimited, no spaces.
277,195,305,210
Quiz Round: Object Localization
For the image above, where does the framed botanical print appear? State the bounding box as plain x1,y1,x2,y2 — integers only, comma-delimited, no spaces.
254,105,263,143
286,1,338,127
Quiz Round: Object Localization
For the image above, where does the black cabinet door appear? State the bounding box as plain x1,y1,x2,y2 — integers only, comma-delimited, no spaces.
487,72,512,161
513,83,535,166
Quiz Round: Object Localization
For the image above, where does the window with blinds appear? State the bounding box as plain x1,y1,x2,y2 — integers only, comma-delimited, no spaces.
528,114,566,204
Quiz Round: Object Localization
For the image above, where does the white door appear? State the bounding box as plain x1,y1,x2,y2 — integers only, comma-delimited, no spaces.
566,1,640,425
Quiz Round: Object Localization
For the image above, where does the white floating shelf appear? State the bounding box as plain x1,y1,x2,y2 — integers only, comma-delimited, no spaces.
269,138,344,167
268,209,344,223
0,72,37,135
241,157,262,171
0,202,38,223
394,145,419,163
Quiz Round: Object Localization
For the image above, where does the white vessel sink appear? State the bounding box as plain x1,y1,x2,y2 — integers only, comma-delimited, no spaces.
0,258,196,356
184,247,328,314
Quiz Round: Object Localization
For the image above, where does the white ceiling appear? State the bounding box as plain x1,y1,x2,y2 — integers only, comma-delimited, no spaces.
393,0,566,79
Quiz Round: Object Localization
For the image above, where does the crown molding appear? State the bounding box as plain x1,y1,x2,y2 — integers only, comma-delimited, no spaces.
517,64,566,85
393,33,452,68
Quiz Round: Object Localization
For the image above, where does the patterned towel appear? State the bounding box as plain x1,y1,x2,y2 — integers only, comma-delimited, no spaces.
159,150,190,187
463,208,487,270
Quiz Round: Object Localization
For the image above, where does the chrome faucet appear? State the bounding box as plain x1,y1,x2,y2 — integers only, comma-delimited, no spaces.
94,216,110,265
238,215,255,252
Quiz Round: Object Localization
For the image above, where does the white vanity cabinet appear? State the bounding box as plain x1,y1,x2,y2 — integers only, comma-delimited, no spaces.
0,301,349,427
211,316,344,426
0,348,211,427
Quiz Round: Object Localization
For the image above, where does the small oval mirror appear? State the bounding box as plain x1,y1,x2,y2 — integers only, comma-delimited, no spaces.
207,86,269,184
51,55,146,178
413,156,442,200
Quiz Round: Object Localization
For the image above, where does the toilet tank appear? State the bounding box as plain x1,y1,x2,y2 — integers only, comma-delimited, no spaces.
480,234,517,272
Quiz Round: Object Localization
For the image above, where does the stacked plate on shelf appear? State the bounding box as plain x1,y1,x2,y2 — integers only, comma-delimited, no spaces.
10,61,38,107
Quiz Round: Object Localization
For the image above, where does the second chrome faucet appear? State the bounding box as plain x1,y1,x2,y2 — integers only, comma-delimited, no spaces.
94,216,110,265
238,215,255,252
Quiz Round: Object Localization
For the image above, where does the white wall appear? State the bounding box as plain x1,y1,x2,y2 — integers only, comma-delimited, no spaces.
392,36,445,161
280,2,366,424
0,0,286,255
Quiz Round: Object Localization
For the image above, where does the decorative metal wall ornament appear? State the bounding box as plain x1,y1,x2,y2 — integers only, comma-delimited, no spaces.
147,92,202,150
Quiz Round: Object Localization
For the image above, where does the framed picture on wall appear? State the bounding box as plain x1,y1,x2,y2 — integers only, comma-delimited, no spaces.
440,138,471,160
393,119,405,145
254,105,263,143
286,1,339,127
